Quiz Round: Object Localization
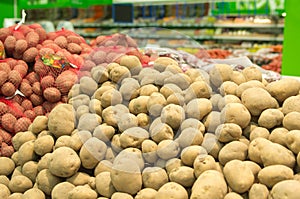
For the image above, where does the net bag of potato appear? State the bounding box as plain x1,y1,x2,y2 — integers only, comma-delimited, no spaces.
89,33,150,66
0,23,47,62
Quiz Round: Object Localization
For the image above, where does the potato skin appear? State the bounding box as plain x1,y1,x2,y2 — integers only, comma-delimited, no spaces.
156,182,188,199
191,170,227,199
269,180,300,199
258,165,294,188
249,183,269,199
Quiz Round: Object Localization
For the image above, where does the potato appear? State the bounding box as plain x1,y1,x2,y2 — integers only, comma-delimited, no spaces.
160,83,182,99
180,145,207,166
94,160,113,176
285,130,300,154
161,104,185,129
9,175,33,193
31,116,48,134
249,138,295,168
141,139,158,164
269,180,300,199
164,63,183,74
119,78,140,101
114,147,144,173
80,137,107,169
153,57,179,72
136,113,150,129
203,111,221,133
283,111,300,130
150,122,174,143
0,184,10,199
51,182,75,199
48,104,75,138
282,95,300,114
12,131,36,151
22,161,38,183
37,153,52,171
8,193,22,199
266,78,300,103
166,93,185,106
79,76,98,97
243,161,261,181
235,80,265,97
215,123,242,143
186,98,212,120
269,127,288,146
220,103,251,128
135,188,157,199
164,73,191,90
258,165,294,188
93,124,115,143
169,166,195,187
0,157,15,176
185,68,209,83
48,147,81,178
177,127,203,149
111,158,142,195
180,118,205,134
89,99,102,116
156,139,180,160
147,92,167,117
67,172,90,186
93,86,114,101
193,155,217,178
229,71,246,85
142,167,168,190
139,84,158,96
258,108,284,129
111,134,122,153
120,55,142,75
156,182,188,199
223,160,254,193
91,65,109,84
249,127,270,141
119,127,149,148
100,89,122,108
105,147,116,163
141,72,158,86
219,81,238,96
102,105,129,127
165,158,183,174
217,94,241,111
67,185,98,199
224,192,243,199
129,96,149,115
18,140,37,166
109,65,131,84
76,105,90,120
184,81,211,103
69,94,90,110
242,122,258,139
106,63,120,74
117,113,138,132
54,135,73,149
111,192,133,199
209,64,233,88
11,166,22,178
34,135,54,156
22,188,45,199
241,87,279,116
201,133,223,159
191,170,227,199
249,183,269,199
138,67,159,81
242,66,262,82
210,93,223,111
95,172,116,198
218,141,248,165
0,175,9,186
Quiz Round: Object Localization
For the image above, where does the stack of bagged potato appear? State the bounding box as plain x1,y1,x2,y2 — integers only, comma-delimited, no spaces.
0,49,300,199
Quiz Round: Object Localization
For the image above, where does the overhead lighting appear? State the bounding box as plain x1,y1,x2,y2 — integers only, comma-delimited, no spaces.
282,12,287,17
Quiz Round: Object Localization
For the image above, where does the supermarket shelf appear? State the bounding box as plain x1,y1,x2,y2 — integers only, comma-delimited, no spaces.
73,22,284,29
77,31,283,42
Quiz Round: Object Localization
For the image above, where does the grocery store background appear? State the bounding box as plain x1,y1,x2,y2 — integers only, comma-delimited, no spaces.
1,0,299,76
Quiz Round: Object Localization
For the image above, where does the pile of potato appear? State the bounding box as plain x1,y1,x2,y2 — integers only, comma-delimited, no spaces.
0,53,300,199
